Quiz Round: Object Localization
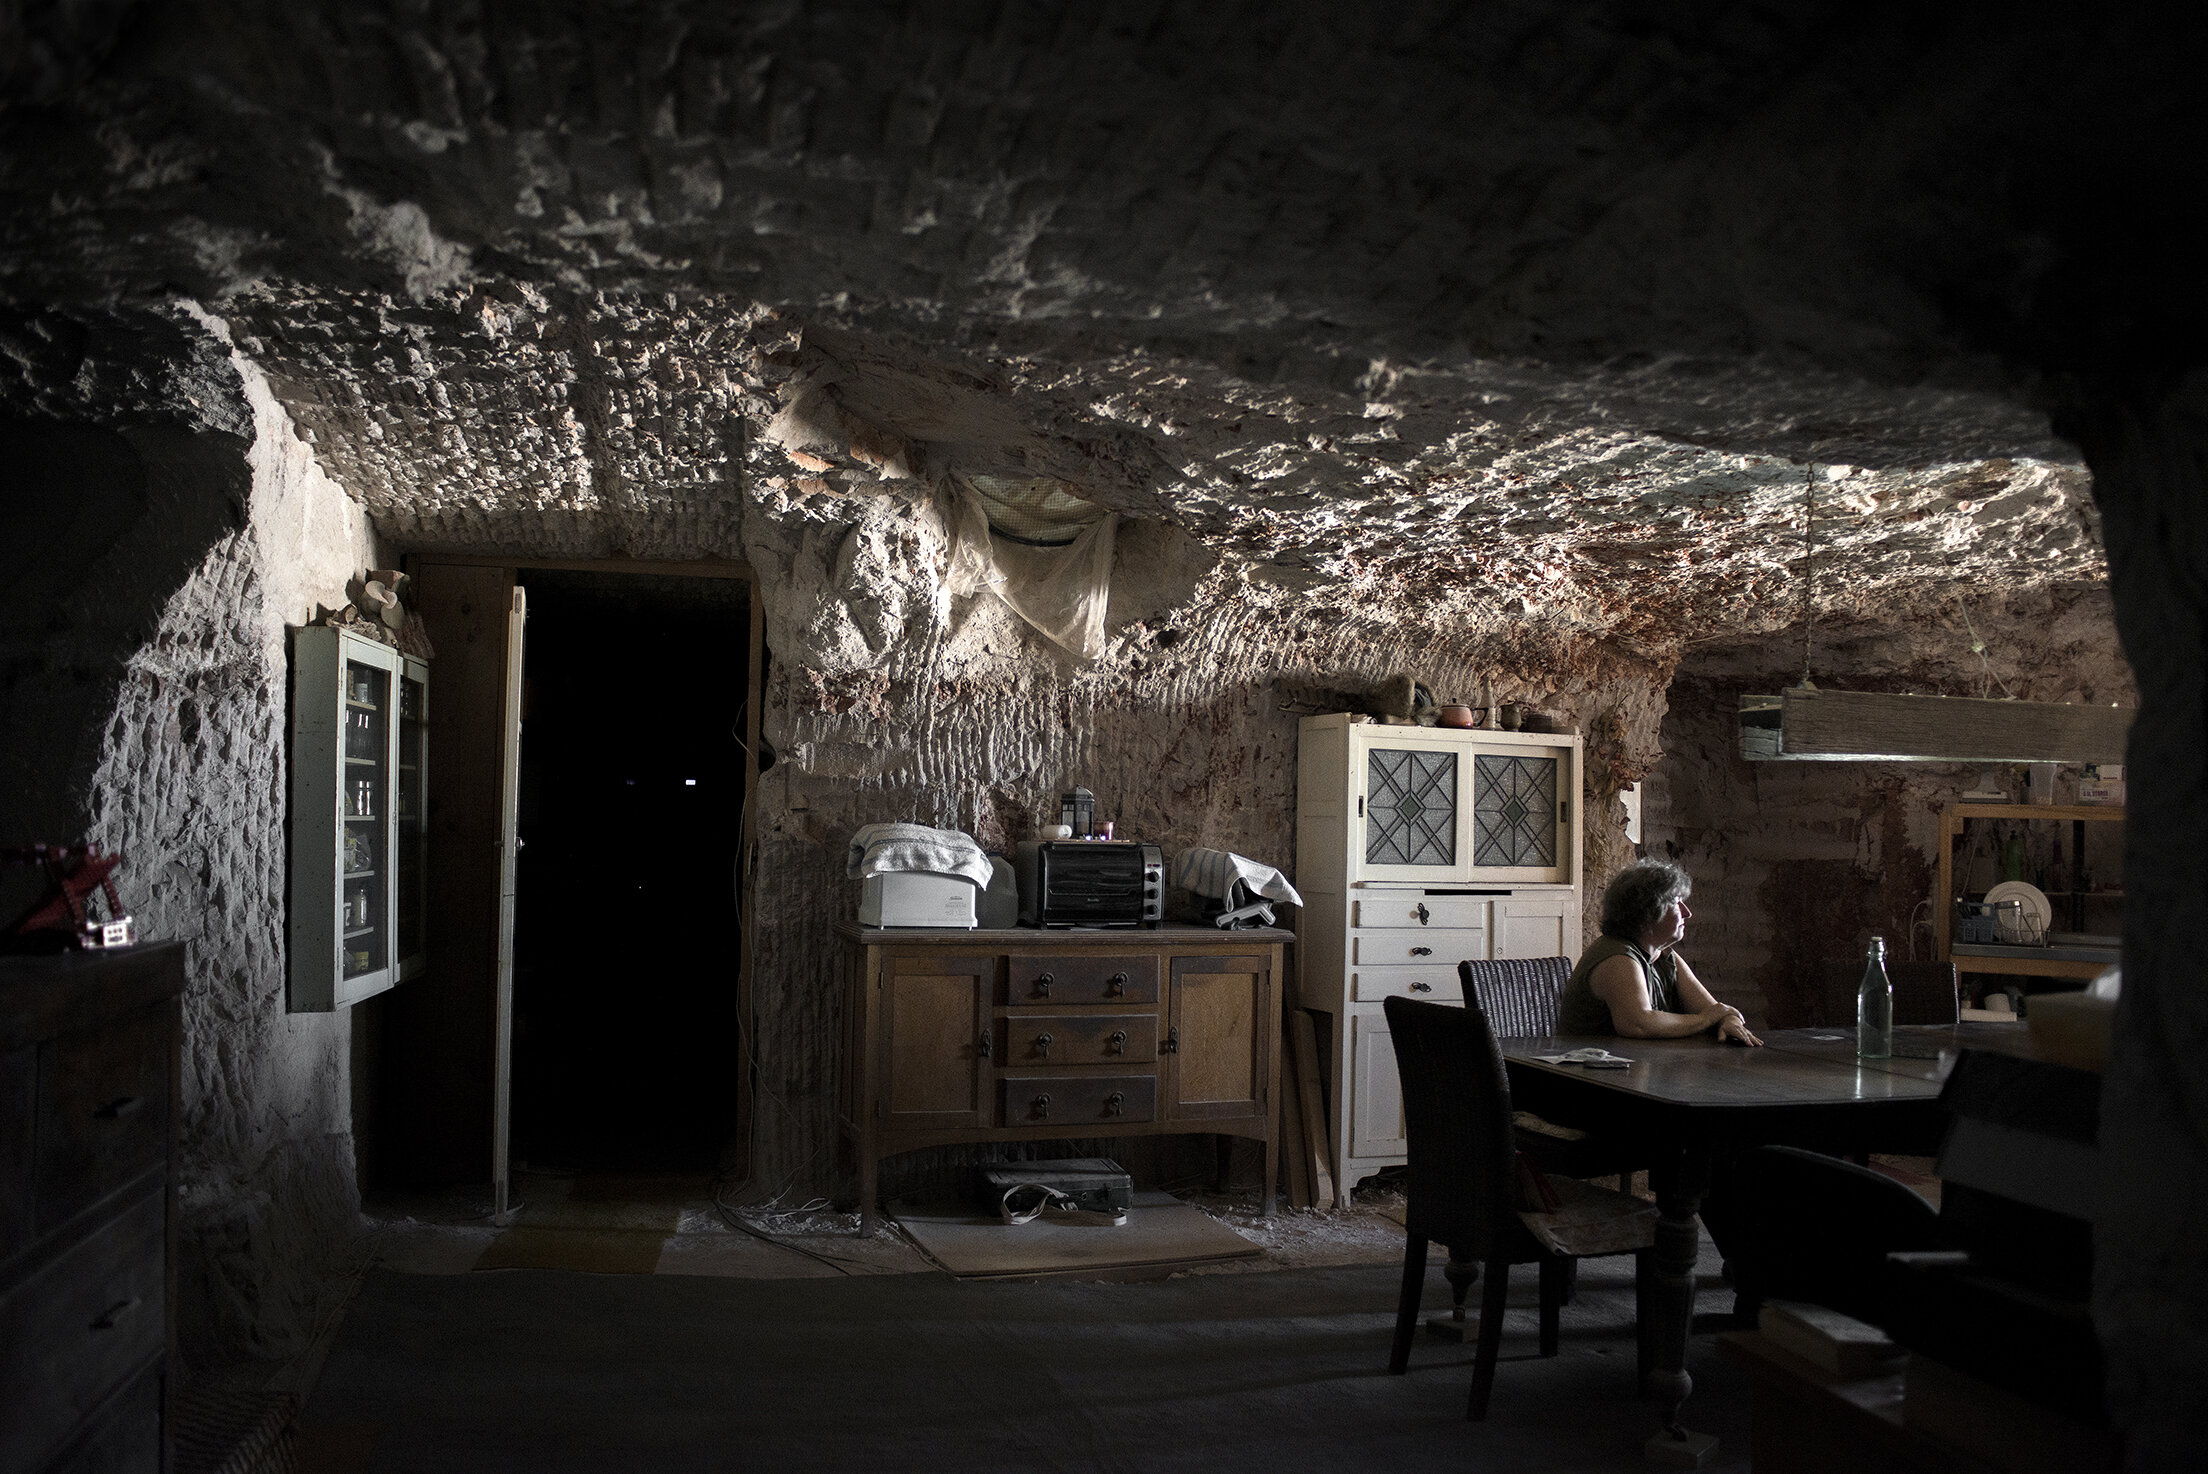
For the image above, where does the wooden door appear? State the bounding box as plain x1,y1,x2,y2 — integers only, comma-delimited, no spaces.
1163,954,1270,1121
1349,1010,1407,1158
386,563,519,1185
881,955,993,1132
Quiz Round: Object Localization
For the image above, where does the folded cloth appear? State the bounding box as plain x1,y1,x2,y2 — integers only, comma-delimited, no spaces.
845,823,993,890
1173,849,1304,909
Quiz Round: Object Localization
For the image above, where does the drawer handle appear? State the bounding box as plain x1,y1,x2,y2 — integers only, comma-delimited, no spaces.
1416,902,1430,925
1107,971,1128,996
1409,946,1432,957
1410,981,1433,993
1105,1091,1126,1116
1109,1029,1128,1052
1031,1093,1051,1120
1034,972,1054,998
90,1297,141,1332
1036,1032,1053,1059
978,1032,992,1058
94,1095,144,1120
1163,1025,1179,1054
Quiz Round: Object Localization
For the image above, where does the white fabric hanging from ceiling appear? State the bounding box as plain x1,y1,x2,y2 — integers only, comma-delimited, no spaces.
943,476,1117,662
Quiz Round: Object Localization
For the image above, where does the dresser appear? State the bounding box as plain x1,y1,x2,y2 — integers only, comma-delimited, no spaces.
835,924,1288,1234
1296,715,1583,1204
1,943,185,1474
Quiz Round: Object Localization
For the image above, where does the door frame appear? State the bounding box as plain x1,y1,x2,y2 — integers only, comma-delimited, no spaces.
399,554,764,1189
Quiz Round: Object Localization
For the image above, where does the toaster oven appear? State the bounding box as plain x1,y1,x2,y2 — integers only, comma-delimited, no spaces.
1014,841,1164,929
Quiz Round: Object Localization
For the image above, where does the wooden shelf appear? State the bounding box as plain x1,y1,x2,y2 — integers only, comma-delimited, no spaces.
1949,803,2124,822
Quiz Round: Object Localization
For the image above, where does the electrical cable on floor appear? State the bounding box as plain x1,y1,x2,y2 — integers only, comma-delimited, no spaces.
708,1177,873,1275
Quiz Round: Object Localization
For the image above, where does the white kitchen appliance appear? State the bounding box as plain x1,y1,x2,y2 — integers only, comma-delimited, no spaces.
858,871,979,928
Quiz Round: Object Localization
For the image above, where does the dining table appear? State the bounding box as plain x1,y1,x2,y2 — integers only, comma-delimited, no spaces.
1498,1022,2035,1466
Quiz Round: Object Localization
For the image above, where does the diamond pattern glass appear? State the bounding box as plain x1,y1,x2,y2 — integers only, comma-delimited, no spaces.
1366,747,1458,867
1473,754,1558,867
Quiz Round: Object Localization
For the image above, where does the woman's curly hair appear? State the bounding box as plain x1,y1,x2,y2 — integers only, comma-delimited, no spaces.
1600,858,1693,940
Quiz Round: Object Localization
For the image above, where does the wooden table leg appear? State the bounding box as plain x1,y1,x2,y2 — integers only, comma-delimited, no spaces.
1643,1144,1717,1466
1262,1125,1278,1217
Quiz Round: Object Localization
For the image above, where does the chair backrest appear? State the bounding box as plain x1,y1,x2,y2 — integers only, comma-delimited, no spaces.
1734,1144,1945,1325
1456,956,1573,1036
1383,993,1519,1256
1810,957,1961,1028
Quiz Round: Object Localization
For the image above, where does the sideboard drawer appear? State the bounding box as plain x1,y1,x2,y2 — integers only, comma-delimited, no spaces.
1350,968,1465,1003
1350,928,1486,968
1351,896,1493,930
36,1002,171,1237
1004,955,1160,1006
0,1186,166,1474
998,1013,1159,1066
1000,1074,1158,1127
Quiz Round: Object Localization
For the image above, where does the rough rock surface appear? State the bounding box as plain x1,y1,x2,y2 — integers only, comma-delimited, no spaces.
3,3,2199,1434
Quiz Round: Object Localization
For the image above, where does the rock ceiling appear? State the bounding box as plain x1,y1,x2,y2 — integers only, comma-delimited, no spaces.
3,1,2162,666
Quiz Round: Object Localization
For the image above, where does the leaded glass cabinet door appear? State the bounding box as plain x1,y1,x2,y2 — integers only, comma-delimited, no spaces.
1465,735,1576,884
1351,733,1476,884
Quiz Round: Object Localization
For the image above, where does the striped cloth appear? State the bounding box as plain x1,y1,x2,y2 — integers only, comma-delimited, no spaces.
1460,956,1574,1036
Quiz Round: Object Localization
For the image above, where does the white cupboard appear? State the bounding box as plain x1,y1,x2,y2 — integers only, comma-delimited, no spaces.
1294,715,1583,1204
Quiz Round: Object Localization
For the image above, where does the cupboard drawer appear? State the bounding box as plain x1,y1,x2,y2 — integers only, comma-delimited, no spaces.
1350,969,1464,1003
1351,896,1492,930
1004,955,1159,1006
1351,928,1486,967
998,1013,1158,1066
1000,1074,1158,1127
37,1003,170,1237
0,1186,166,1474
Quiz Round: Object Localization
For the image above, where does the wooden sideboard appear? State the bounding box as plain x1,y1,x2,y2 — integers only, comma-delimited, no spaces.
835,923,1288,1234
1,942,185,1474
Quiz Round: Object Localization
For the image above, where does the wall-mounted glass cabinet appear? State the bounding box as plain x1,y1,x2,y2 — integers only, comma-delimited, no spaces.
290,626,427,1010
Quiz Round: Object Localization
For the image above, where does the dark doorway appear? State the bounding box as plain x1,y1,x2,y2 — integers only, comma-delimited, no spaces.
510,570,751,1174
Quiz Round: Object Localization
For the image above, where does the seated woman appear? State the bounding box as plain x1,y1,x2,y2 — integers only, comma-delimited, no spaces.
1560,858,1762,1045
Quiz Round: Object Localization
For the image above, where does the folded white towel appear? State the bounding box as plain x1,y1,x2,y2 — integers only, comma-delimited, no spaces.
1172,848,1304,909
845,823,994,890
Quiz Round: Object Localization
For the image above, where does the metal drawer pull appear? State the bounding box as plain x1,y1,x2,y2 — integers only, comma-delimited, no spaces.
1105,1091,1126,1116
1031,1093,1051,1119
1034,972,1054,997
90,1298,140,1331
94,1096,143,1119
1416,902,1430,925
1410,981,1433,993
1036,1032,1053,1059
1107,971,1128,996
978,1032,992,1058
1109,1030,1128,1052
1409,946,1432,957
1163,1025,1179,1053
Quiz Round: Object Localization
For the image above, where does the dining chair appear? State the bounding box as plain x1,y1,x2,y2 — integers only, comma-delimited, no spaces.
1807,958,1961,1028
1383,993,1658,1419
1459,958,1646,1194
1731,1144,1947,1326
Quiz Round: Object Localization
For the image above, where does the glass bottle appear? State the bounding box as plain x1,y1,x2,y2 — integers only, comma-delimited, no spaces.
1857,936,1893,1060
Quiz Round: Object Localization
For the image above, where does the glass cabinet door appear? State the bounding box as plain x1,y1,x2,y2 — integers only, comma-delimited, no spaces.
396,660,428,978
1353,734,1477,884
1350,729,1578,886
341,658,391,982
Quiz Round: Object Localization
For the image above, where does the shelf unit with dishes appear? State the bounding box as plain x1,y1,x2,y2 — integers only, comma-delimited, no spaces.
1933,803,2123,983
289,625,429,1011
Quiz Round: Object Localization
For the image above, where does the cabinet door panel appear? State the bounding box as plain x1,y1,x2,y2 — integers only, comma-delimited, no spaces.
1495,899,1573,960
1349,1013,1406,1158
1164,955,1268,1120
883,957,992,1130
1353,736,1473,884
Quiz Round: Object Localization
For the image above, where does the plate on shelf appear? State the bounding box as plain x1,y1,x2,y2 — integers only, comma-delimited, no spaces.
1984,881,2052,943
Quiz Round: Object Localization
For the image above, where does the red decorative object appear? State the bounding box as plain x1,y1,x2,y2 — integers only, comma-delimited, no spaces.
2,843,137,952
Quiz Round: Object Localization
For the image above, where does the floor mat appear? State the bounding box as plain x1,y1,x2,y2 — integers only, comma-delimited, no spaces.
476,1227,673,1274
891,1189,1262,1279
